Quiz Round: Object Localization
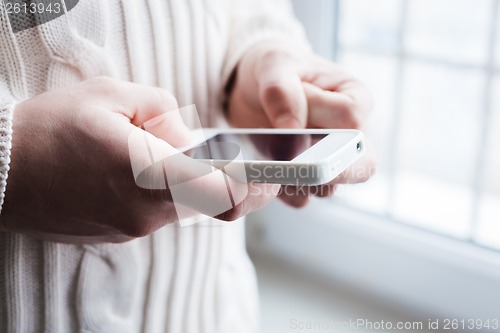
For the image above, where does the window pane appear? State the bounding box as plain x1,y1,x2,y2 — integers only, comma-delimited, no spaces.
476,76,500,249
397,61,484,185
335,175,391,215
392,61,485,237
336,0,497,243
406,0,492,65
339,0,401,52
393,173,474,238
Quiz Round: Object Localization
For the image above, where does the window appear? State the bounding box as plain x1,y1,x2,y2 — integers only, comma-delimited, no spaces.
331,0,500,250
250,1,500,322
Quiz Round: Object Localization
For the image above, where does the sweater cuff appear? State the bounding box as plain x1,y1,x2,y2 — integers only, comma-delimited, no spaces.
219,1,312,125
222,0,311,87
0,102,14,214
222,30,311,90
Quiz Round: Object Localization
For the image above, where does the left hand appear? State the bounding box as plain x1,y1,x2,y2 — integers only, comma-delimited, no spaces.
227,41,376,207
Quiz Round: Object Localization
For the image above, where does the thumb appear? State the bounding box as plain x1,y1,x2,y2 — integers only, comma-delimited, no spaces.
256,58,307,129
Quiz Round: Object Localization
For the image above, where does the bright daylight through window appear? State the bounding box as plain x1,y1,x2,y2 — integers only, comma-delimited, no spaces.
332,0,500,250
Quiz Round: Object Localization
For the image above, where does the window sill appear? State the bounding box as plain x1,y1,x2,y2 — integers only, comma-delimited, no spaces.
247,199,500,320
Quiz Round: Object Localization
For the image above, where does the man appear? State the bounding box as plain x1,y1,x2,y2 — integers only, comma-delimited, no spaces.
0,0,373,332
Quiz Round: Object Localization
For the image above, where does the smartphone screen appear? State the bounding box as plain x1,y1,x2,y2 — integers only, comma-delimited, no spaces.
183,134,328,161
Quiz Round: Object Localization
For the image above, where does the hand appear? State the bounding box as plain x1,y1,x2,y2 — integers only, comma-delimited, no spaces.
227,41,375,207
0,77,279,243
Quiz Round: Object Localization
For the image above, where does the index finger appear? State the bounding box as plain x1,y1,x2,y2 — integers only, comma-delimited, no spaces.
129,130,280,221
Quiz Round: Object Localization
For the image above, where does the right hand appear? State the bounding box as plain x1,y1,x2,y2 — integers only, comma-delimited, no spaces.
0,77,279,243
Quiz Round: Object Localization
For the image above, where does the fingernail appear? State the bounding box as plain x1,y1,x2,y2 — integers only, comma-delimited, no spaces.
275,115,301,128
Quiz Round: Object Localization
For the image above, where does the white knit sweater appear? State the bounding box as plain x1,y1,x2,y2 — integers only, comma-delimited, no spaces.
0,0,308,332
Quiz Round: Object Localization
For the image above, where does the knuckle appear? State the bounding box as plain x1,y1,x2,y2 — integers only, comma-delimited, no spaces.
84,76,119,95
216,204,245,222
293,197,310,208
289,196,309,208
120,215,153,238
279,194,309,208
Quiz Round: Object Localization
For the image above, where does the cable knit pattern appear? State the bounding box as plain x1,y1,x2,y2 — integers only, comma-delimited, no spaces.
0,101,13,214
0,1,308,332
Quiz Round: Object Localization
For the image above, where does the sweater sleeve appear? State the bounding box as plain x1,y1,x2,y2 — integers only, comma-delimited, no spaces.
222,0,311,86
0,99,14,214
214,0,312,127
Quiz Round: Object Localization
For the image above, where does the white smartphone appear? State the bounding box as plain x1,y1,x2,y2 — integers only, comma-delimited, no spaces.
181,128,365,186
